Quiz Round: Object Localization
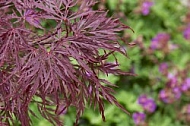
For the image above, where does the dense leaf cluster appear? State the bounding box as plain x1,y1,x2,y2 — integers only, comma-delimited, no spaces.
0,0,131,125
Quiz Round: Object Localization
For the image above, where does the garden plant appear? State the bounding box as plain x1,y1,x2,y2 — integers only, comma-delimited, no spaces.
1,0,190,126
0,0,133,126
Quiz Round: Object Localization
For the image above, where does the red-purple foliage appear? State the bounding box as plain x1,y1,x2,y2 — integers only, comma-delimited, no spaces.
0,0,132,125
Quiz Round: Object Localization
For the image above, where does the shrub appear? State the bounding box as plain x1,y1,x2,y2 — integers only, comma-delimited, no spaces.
0,0,132,125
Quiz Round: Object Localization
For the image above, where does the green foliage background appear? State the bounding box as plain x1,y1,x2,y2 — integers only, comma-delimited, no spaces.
30,0,190,126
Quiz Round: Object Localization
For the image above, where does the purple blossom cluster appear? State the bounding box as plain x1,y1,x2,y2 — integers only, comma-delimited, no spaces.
141,1,154,15
150,33,170,50
132,112,146,126
138,95,156,113
133,95,156,125
158,70,190,104
133,65,190,124
183,24,190,40
159,63,168,75
181,78,190,92
133,0,154,16
183,11,190,40
131,2,190,125
159,88,181,103
159,72,182,103
156,55,190,123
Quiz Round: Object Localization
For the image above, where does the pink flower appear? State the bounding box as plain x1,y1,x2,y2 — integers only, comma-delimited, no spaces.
141,1,154,15
132,112,146,125
150,33,170,50
159,63,168,75
184,24,190,40
159,90,170,103
138,95,157,113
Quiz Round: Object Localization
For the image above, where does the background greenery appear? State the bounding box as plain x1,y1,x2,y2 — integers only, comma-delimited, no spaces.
30,0,190,125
